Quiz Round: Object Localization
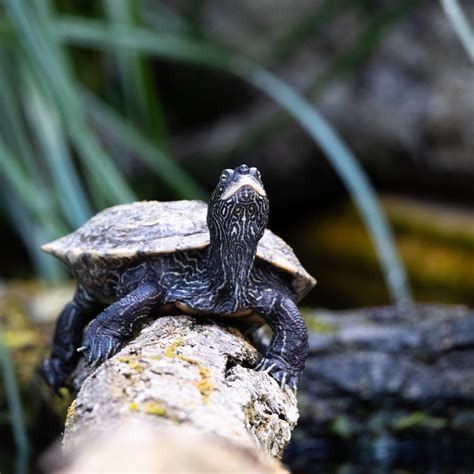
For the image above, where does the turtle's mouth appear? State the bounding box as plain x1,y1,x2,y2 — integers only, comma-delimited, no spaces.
221,175,266,200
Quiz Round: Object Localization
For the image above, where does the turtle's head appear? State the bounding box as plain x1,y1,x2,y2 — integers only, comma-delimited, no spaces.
208,164,269,245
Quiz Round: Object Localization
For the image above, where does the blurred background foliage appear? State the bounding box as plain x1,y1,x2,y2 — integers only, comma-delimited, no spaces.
0,0,472,307
0,0,421,304
1,0,474,472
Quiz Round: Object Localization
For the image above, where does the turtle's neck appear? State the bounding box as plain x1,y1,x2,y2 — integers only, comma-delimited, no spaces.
206,233,258,299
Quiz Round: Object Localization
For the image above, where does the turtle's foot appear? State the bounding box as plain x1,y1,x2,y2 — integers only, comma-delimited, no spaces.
255,356,300,391
42,357,71,396
79,324,123,367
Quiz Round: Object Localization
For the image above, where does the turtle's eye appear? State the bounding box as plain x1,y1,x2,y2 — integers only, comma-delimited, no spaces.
250,167,261,180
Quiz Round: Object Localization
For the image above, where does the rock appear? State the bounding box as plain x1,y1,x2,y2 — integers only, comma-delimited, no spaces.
288,304,474,470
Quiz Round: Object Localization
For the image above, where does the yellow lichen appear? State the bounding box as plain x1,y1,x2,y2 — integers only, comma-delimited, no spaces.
162,338,214,402
66,399,76,419
165,337,183,358
116,355,144,373
129,400,166,416
142,401,166,416
197,365,214,402
177,354,214,403
127,360,144,373
65,399,76,428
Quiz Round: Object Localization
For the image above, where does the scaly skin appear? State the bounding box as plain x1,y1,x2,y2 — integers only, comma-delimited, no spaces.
42,165,310,392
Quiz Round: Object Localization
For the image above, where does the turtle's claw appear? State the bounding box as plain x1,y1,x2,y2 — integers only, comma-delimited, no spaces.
254,356,299,391
81,326,123,368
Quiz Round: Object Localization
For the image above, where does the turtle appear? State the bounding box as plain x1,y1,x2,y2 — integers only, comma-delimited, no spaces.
42,164,316,392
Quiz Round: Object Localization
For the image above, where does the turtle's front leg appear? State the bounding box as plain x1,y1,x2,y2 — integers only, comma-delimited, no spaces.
42,285,103,394
80,281,162,366
255,291,308,390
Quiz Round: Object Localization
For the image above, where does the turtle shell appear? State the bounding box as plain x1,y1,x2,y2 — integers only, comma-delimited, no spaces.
42,200,316,300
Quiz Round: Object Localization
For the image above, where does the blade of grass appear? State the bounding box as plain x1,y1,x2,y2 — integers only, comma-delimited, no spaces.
55,17,232,67
0,53,70,277
0,324,30,474
0,139,66,238
440,0,474,62
3,192,65,281
0,54,43,175
83,90,207,200
54,18,411,303
105,0,143,119
22,66,93,228
104,0,171,150
4,0,136,208
35,0,137,206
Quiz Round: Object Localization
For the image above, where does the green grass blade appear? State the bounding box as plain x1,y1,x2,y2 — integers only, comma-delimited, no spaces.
0,324,30,474
0,139,66,236
22,67,93,228
0,54,39,172
0,53,71,272
104,0,171,148
3,192,64,281
0,138,65,279
55,17,232,67
4,0,136,207
83,90,207,200
54,17,412,303
440,0,474,62
105,0,144,119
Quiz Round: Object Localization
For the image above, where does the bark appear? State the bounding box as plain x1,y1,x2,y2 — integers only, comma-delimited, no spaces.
51,316,298,473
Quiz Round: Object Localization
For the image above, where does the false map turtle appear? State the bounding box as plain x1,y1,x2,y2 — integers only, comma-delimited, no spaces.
42,164,316,391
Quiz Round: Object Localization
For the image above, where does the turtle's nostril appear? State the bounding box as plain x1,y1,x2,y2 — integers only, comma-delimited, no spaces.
237,164,249,174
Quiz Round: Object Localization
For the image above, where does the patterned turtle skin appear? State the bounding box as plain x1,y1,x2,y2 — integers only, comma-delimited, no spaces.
42,164,316,392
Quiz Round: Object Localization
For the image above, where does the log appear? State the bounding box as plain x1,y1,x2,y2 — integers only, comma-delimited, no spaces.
47,316,298,473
